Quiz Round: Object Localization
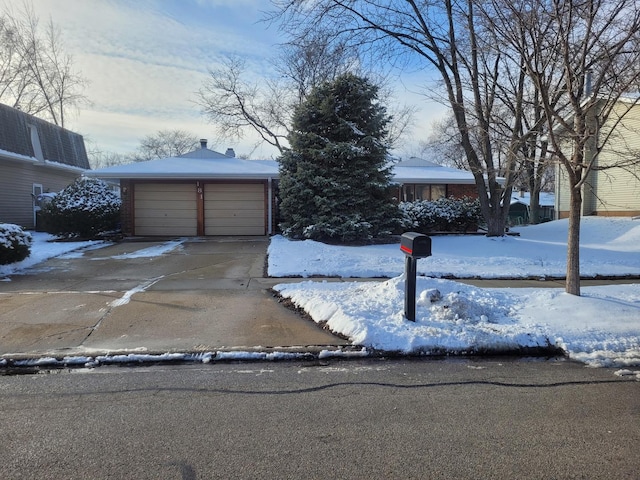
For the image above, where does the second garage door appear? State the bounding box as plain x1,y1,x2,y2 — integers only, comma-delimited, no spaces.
204,183,265,235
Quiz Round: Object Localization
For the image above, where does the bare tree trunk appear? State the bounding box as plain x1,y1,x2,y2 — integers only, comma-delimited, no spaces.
566,187,582,296
529,191,541,224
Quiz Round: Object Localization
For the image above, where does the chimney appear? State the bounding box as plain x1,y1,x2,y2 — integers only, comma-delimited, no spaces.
225,148,235,158
200,139,207,149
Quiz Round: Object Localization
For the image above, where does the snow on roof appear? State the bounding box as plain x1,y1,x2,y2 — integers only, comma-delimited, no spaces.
0,147,88,173
510,191,555,207
87,147,279,180
395,156,442,167
391,157,477,184
87,149,483,184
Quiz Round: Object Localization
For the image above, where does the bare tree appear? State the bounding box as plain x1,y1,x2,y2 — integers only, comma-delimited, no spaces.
0,2,87,126
196,55,290,154
417,115,468,169
195,28,414,154
132,129,201,162
85,144,132,169
272,0,544,235
491,0,640,295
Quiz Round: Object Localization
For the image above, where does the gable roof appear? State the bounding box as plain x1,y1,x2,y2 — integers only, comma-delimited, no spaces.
0,103,89,170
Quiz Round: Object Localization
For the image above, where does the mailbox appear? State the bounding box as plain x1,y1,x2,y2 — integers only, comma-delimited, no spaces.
400,232,432,322
400,232,432,258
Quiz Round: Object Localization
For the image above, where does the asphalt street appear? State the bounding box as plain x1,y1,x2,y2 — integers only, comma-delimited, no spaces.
0,358,638,479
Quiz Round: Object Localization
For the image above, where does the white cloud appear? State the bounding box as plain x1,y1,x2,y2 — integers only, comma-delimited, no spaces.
11,0,280,156
4,0,444,159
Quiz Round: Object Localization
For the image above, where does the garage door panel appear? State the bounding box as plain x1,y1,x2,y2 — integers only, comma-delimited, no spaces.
206,216,265,226
206,192,264,202
204,183,265,236
136,184,193,192
209,226,264,236
135,216,196,227
205,200,264,210
206,209,264,219
134,183,197,236
135,192,195,201
135,200,196,210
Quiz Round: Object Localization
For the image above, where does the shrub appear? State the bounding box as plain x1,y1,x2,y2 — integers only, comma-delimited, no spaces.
0,223,32,265
39,177,121,239
399,197,482,233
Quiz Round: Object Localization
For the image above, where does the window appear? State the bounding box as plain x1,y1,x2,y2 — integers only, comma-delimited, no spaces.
401,184,447,201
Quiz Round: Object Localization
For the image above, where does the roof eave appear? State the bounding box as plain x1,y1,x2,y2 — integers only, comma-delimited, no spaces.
85,172,279,180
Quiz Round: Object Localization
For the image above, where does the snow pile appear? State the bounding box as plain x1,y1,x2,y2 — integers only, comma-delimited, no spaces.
274,277,640,366
272,217,640,367
0,232,101,278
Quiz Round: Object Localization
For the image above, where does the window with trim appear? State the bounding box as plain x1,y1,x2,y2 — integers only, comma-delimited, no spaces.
401,184,447,202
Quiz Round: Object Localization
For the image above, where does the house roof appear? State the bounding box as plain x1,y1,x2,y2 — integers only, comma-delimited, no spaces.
0,103,89,170
391,157,483,184
87,151,485,184
87,147,280,180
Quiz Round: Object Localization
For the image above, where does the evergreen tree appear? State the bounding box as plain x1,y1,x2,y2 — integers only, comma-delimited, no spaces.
278,73,399,242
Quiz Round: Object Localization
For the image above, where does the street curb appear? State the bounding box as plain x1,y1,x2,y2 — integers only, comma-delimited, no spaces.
0,344,566,374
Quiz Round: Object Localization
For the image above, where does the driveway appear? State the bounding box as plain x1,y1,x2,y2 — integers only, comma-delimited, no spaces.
0,237,348,357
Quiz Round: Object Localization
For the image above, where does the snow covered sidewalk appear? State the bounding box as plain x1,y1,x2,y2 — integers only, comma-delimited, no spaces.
270,218,640,368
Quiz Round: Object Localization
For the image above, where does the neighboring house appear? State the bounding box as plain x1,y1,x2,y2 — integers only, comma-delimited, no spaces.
509,191,555,225
87,146,485,237
0,103,90,229
392,157,479,201
555,97,640,219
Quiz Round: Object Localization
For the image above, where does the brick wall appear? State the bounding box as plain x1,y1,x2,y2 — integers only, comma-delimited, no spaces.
119,180,133,236
448,184,478,198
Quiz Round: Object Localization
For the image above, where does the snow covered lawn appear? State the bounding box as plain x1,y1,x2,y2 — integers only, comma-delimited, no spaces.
2,220,640,370
270,218,640,368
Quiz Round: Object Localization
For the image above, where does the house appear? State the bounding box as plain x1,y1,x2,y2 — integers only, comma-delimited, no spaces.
86,140,279,236
87,147,484,237
392,157,479,201
509,191,555,225
0,103,90,229
555,97,640,219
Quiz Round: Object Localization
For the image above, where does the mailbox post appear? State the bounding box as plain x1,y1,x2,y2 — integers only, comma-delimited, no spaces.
400,232,432,321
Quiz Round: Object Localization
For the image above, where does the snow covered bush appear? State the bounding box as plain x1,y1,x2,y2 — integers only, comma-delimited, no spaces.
400,197,482,233
0,223,32,265
39,177,121,239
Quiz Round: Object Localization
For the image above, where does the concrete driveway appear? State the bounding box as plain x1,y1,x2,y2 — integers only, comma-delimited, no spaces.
0,237,348,358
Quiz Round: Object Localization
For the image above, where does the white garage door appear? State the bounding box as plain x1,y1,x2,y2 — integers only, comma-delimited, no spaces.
204,183,265,235
134,183,197,236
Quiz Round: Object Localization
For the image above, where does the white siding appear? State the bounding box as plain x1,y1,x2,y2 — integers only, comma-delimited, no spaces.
0,159,82,229
591,103,640,214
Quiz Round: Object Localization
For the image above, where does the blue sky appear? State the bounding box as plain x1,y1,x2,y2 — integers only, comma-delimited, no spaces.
12,0,444,159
